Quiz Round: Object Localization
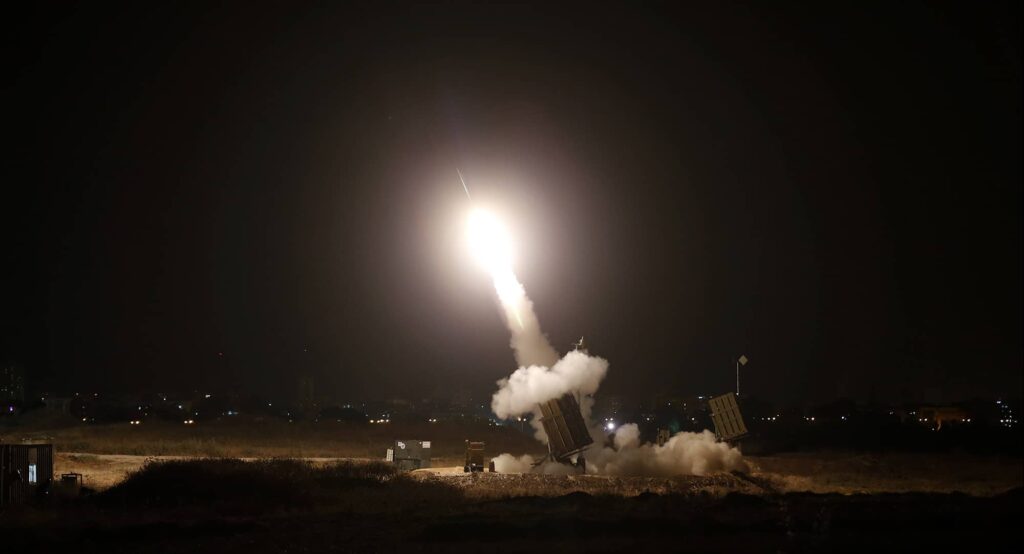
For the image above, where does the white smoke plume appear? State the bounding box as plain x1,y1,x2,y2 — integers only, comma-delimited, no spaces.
491,452,537,473
496,277,559,368
489,298,746,475
486,272,746,475
470,206,744,477
491,453,579,475
493,424,746,476
491,350,608,419
464,206,558,369
490,349,607,443
586,425,748,476
490,325,747,476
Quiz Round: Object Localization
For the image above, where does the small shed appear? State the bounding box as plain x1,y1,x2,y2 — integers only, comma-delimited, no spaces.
385,439,431,471
1,442,54,507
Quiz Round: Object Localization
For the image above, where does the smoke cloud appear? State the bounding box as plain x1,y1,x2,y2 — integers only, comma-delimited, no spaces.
490,349,607,443
494,273,559,368
491,453,580,475
473,207,744,477
491,351,608,419
489,293,746,475
587,425,748,476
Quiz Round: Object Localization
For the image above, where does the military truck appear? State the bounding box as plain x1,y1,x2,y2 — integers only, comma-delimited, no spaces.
464,440,495,472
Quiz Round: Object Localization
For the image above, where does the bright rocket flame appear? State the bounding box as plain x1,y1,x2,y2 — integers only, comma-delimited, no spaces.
467,208,525,328
467,208,513,274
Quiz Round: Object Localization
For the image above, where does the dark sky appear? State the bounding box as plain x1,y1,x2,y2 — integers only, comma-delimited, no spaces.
4,2,1021,404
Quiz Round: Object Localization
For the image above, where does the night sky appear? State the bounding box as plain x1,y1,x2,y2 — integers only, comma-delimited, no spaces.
4,2,1021,403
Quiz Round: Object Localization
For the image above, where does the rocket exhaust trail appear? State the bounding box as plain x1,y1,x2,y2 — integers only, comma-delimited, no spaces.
460,170,526,331
457,168,472,201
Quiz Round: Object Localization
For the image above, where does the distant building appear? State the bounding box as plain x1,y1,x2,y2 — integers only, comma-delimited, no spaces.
917,406,970,430
995,400,1018,428
297,375,317,416
0,365,26,404
450,387,472,411
604,395,624,417
0,442,54,507
42,396,71,415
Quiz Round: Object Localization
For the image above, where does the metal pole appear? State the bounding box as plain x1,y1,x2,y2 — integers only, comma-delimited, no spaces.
736,359,740,397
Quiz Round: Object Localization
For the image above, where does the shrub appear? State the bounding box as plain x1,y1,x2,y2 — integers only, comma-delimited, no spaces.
95,458,459,516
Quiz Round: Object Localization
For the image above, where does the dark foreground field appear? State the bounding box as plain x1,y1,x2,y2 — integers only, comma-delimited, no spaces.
3,418,1022,551
2,458,1021,553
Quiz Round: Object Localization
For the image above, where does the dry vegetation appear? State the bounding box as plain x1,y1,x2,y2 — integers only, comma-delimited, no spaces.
412,470,769,500
3,457,1019,553
95,458,459,516
3,418,1021,551
747,450,1024,496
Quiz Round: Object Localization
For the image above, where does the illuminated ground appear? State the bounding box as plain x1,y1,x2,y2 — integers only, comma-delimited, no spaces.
54,450,1022,496
409,451,1023,497
8,417,1019,497
5,427,1021,552
6,455,1021,553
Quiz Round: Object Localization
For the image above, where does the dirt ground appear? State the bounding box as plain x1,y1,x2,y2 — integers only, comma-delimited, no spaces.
9,449,1020,552
23,418,1020,498
2,417,546,463
55,452,355,490
746,450,1022,496
56,450,1022,496
18,418,1020,497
